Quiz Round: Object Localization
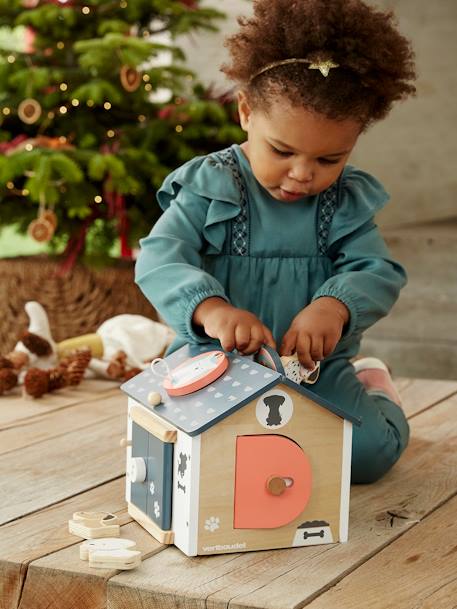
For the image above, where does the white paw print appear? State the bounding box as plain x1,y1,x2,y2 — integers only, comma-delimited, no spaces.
149,481,155,496
204,516,220,532
154,500,160,519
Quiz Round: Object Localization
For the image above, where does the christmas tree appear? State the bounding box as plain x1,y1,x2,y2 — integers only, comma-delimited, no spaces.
0,0,243,269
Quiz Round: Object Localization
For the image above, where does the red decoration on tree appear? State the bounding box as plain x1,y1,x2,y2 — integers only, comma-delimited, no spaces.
0,135,28,154
24,27,36,53
179,0,198,9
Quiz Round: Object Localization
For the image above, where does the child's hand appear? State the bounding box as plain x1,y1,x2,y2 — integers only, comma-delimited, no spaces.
193,297,276,354
279,297,349,370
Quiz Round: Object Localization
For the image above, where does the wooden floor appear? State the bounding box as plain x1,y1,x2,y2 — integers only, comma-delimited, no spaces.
1,376,457,609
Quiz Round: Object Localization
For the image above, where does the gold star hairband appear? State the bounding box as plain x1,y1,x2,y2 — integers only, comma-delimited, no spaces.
249,57,339,82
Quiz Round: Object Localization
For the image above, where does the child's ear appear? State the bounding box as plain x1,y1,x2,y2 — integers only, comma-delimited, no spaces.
237,90,252,131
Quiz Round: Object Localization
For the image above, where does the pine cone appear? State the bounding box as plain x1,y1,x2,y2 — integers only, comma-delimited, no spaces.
123,368,142,381
0,356,14,369
48,367,68,392
66,348,91,385
21,331,53,356
0,368,18,394
57,355,71,370
107,360,125,379
24,368,49,398
113,350,127,363
5,350,29,370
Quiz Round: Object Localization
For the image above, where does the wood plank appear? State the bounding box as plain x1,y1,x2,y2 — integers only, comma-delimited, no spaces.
394,377,457,418
0,379,118,430
305,494,457,609
0,409,126,525
17,521,165,609
0,479,129,609
106,392,457,609
0,391,126,456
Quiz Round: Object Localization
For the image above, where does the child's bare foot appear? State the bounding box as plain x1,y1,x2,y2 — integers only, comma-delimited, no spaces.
353,357,402,406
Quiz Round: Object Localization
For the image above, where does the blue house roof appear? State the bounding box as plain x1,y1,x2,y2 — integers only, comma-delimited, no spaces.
120,343,361,437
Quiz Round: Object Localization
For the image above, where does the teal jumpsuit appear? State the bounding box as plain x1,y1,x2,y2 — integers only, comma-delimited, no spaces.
135,144,409,483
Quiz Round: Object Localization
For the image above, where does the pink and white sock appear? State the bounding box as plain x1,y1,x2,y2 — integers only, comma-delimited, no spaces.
353,357,402,406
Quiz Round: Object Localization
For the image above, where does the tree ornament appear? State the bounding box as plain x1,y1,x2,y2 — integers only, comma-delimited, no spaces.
28,216,55,243
120,66,142,92
18,98,42,124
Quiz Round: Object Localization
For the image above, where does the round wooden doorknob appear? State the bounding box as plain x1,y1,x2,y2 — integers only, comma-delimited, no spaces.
266,476,287,496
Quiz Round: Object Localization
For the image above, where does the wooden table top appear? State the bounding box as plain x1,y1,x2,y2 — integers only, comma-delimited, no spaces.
1,376,457,609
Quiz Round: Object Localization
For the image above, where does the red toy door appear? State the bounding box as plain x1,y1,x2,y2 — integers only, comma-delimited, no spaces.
234,435,312,529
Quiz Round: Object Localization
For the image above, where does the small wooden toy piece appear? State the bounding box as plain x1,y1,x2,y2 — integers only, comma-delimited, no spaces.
68,511,120,539
80,538,141,570
79,537,137,560
147,391,162,406
152,350,228,396
87,548,142,570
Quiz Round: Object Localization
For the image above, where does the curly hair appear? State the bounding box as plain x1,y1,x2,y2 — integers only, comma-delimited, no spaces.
221,0,416,127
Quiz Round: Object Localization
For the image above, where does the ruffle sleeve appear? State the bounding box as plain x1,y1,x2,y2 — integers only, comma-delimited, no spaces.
135,149,244,348
327,165,390,250
156,151,242,254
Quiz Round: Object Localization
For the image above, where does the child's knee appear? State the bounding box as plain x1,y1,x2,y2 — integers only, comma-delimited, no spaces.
351,401,410,484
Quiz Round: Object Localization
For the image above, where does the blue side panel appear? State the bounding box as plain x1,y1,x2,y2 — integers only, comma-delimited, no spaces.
145,434,173,531
131,422,149,513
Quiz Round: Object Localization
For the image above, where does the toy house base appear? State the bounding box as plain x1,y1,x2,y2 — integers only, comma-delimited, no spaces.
121,344,358,557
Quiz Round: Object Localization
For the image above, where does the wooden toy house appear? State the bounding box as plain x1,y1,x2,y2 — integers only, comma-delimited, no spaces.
120,343,360,556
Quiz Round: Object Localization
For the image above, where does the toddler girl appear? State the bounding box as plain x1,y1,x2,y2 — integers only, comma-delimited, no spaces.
136,0,417,483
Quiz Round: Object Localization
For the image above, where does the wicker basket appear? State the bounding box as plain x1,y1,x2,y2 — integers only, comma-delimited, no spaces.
0,256,158,354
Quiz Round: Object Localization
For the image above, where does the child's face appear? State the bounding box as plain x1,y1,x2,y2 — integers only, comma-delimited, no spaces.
237,91,361,202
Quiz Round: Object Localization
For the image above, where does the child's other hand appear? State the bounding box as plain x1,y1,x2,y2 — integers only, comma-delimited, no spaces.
279,297,349,370
193,297,276,354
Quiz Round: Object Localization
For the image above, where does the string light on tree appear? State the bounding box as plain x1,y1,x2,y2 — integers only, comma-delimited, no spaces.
87,100,94,107
82,6,90,14
56,42,65,50
60,83,68,91
59,106,68,114
71,99,79,107
104,102,112,110
94,196,102,203
107,130,115,138
2,108,11,116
